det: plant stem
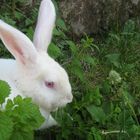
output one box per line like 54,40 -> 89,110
101,130 -> 129,136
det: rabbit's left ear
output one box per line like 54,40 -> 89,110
33,0 -> 56,52
0,20 -> 38,65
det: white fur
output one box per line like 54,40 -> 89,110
0,0 -> 73,129
33,0 -> 56,51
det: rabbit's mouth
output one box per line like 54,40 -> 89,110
49,95 -> 73,112
50,102 -> 65,112
58,100 -> 72,108
51,107 -> 58,112
49,103 -> 59,112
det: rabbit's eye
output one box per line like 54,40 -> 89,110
45,81 -> 54,88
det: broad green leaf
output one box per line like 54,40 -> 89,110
123,90 -> 134,105
86,105 -> 106,123
0,80 -> 10,104
14,11 -> 23,20
105,53 -> 120,68
71,66 -> 84,81
66,40 -> 78,54
56,18 -> 68,31
84,56 -> 97,66
102,101 -> 114,115
53,28 -> 62,36
48,43 -> 62,59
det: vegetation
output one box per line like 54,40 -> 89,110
0,1 -> 140,140
0,80 -> 44,140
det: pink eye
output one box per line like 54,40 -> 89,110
45,81 -> 54,88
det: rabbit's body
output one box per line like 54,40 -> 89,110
0,59 -> 21,106
0,0 -> 73,129
0,59 -> 19,100
0,59 -> 17,82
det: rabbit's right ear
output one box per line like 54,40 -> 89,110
33,0 -> 56,52
0,20 -> 38,65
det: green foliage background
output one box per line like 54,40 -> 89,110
0,0 -> 140,140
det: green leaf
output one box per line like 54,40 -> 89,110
5,99 -> 13,108
0,113 -> 13,140
14,11 -> 23,20
109,33 -> 120,43
84,87 -> 102,106
13,95 -> 23,104
56,18 -> 68,31
66,40 -> 78,54
89,127 -> 102,140
0,80 -> 10,104
87,133 -> 94,140
105,53 -> 120,68
48,43 -> 62,59
25,27 -> 34,40
10,130 -> 33,140
11,96 -> 45,130
101,80 -> 111,95
70,58 -> 86,81
71,65 -> 84,81
86,105 -> 106,123
72,68 -> 84,81
84,56 -> 97,66
71,59 -> 82,68
25,18 -> 33,26
3,96 -> 44,140
53,28 -> 62,36
123,20 -> 135,33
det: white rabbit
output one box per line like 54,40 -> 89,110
0,0 -> 73,129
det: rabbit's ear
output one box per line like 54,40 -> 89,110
33,0 -> 56,52
0,20 -> 38,65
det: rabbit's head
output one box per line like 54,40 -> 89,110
0,0 -> 73,112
